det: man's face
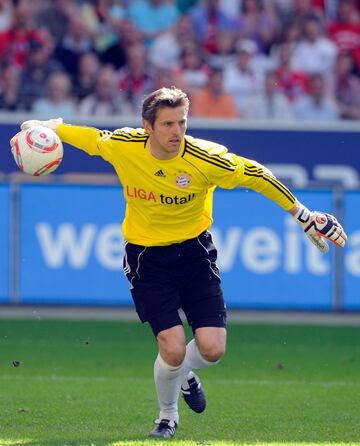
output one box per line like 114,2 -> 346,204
144,106 -> 188,160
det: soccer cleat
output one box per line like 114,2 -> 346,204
149,419 -> 178,439
181,375 -> 206,413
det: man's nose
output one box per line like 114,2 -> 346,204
173,124 -> 181,135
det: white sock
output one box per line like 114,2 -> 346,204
154,353 -> 183,423
182,338 -> 219,389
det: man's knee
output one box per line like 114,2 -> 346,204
198,341 -> 226,362
195,327 -> 227,362
157,327 -> 186,366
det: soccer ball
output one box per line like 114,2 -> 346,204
12,126 -> 63,176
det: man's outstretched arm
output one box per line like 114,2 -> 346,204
222,155 -> 347,253
215,154 -> 347,253
17,118 -> 114,161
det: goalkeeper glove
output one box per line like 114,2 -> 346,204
20,118 -> 63,133
10,118 -> 63,153
293,205 -> 347,253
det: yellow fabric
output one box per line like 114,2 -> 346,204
58,124 -> 297,246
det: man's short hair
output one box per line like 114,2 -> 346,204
142,87 -> 189,126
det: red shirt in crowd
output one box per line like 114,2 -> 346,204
0,28 -> 45,68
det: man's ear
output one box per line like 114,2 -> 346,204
143,119 -> 152,134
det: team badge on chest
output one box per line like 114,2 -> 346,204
175,173 -> 191,188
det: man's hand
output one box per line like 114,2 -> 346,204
293,205 -> 347,253
10,118 -> 63,155
20,118 -> 63,133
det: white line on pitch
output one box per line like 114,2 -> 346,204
0,375 -> 359,387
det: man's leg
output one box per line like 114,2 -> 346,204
155,324 -> 187,422
177,230 -> 227,412
181,327 -> 226,412
123,242 -> 186,437
150,325 -> 186,438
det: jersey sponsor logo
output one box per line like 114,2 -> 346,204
125,185 -> 195,205
126,185 -> 156,202
160,193 -> 195,204
175,174 -> 191,188
154,169 -> 166,177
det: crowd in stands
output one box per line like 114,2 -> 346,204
0,0 -> 359,121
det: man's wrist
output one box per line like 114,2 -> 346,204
289,201 -> 304,216
46,118 -> 63,133
292,203 -> 312,228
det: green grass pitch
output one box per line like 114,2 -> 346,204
0,319 -> 359,446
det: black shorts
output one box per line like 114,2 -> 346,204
123,230 -> 227,336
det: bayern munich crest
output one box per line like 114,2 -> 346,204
175,174 -> 191,188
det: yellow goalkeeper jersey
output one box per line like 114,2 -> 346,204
58,124 -> 296,246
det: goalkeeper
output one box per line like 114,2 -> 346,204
12,87 -> 347,439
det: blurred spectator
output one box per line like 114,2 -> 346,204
32,72 -> 76,117
276,21 -> 303,52
17,37 -> 63,111
189,0 -> 236,53
36,0 -> 77,43
269,21 -> 302,71
0,0 -> 46,68
152,67 -> 185,90
99,18 -> 146,71
223,39 -> 263,114
128,0 -> 180,44
0,64 -> 20,111
175,46 -> 208,97
207,30 -> 236,69
273,43 -> 309,101
78,0 -> 131,56
149,14 -> 196,70
98,18 -> 138,70
244,70 -> 294,119
55,15 -> 95,78
291,14 -> 338,75
191,67 -> 239,117
327,0 -> 360,72
284,0 -> 324,29
0,0 -> 13,32
234,0 -> 279,53
331,52 -> 360,119
83,0 -> 127,51
117,42 -> 154,113
118,18 -> 146,47
294,73 -> 339,120
72,52 -> 100,101
78,66 -> 128,116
